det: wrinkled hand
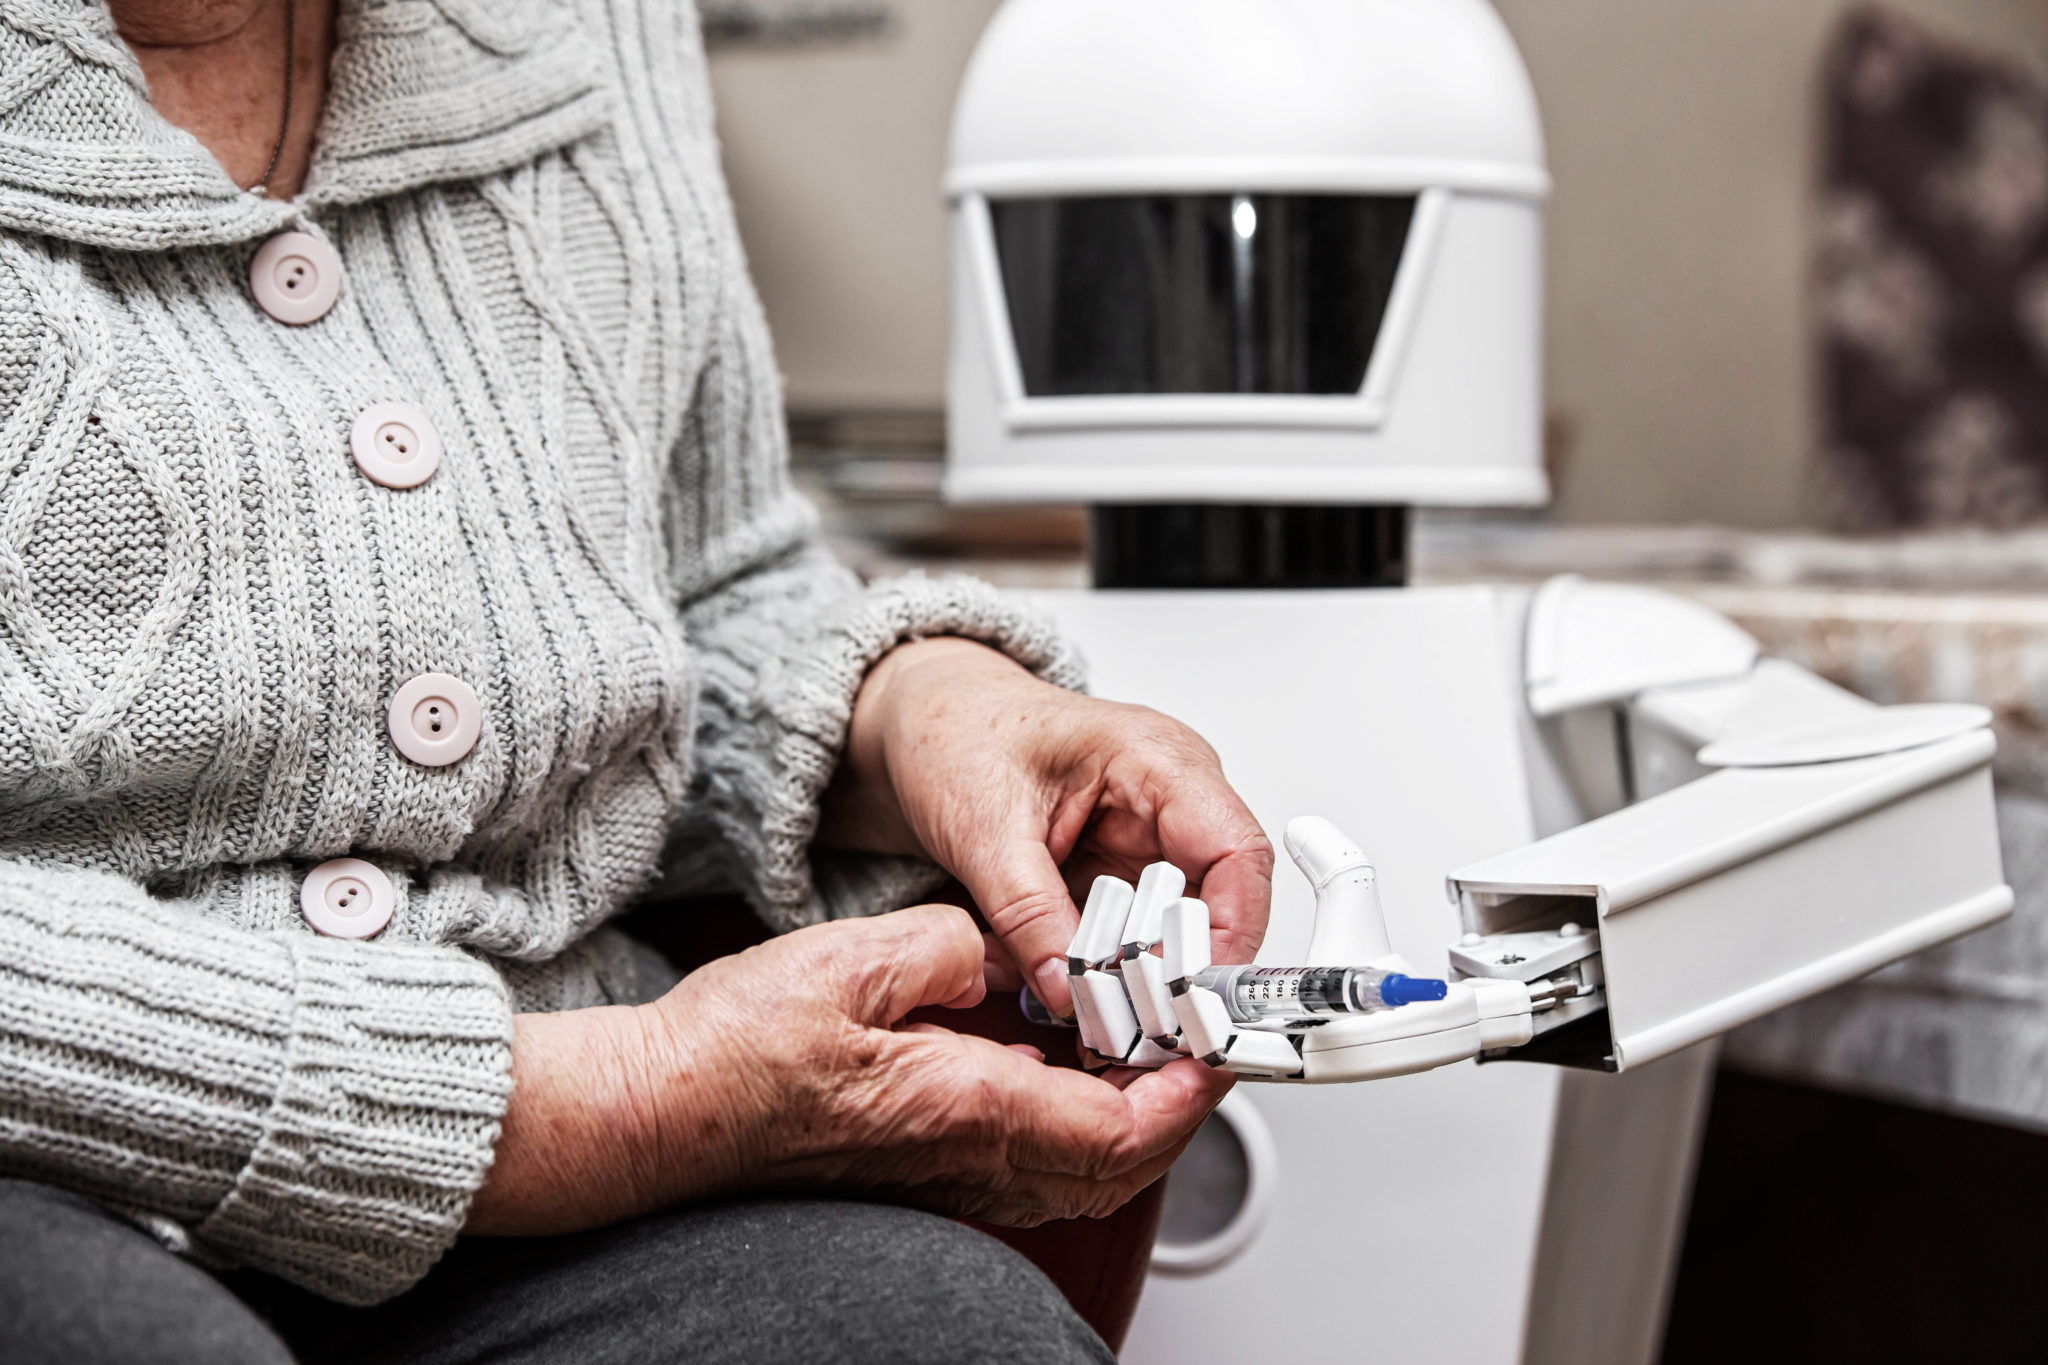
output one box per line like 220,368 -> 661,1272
822,638 -> 1274,1016
467,905 -> 1233,1234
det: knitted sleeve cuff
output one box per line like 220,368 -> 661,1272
192,936 -> 513,1304
680,550 -> 1086,931
0,859 -> 512,1306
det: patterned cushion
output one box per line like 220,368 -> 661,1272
1817,9 -> 2048,529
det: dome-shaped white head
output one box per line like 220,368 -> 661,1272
944,0 -> 1550,510
949,0 -> 1544,199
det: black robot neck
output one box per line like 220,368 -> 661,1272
1088,504 -> 1409,590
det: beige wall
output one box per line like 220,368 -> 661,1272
708,0 -> 1001,413
709,1 -> 2048,526
1492,0 -> 2048,526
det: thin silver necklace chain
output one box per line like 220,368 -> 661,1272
250,0 -> 297,197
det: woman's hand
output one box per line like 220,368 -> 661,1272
466,905 -> 1232,1235
822,638 -> 1274,1016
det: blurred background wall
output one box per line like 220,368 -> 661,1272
704,0 -> 2048,529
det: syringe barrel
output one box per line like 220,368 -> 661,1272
1194,965 -> 1434,1022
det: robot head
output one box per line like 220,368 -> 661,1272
943,0 -> 1549,510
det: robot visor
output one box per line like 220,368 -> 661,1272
989,192 -> 1416,399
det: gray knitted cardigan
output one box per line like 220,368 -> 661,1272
0,0 -> 1080,1306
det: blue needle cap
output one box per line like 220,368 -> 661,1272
1380,973 -> 1450,1007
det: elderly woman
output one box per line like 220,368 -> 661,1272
0,1 -> 1275,1361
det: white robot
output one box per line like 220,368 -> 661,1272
943,3 -> 2011,1362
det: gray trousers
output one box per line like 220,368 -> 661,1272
0,1179 -> 1114,1365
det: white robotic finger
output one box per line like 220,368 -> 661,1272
1285,816 -> 1393,965
1159,896 -> 1212,984
1069,875 -> 1135,973
1126,951 -> 1180,1046
1126,1038 -> 1182,1068
1073,969 -> 1142,1061
1220,1030 -> 1303,1078
1121,861 -> 1187,959
1172,984 -> 1233,1064
1069,971 -> 1114,1056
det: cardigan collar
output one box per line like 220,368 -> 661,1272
0,0 -> 613,252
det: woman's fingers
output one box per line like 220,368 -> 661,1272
1150,768 -> 1274,968
936,1034 -> 1229,1182
891,1041 -> 1232,1224
804,904 -> 989,1025
893,1024 -> 1043,1065
892,1028 -> 1217,1192
955,833 -> 1083,1017
981,931 -> 1026,992
1001,1063 -> 1229,1217
1054,710 -> 1275,969
1189,838 -> 1274,969
966,1137 -> 1202,1225
1115,1056 -> 1236,1144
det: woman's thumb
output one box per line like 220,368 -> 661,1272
827,903 -> 988,1026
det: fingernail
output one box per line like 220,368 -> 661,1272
1032,961 -> 1073,1019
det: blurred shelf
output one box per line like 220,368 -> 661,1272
1414,514 -> 2048,593
700,0 -> 892,48
790,408 -> 1086,586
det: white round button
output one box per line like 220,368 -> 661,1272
300,858 -> 396,939
388,672 -> 483,767
350,403 -> 443,489
249,231 -> 342,325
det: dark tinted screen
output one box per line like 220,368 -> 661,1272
990,194 -> 1415,397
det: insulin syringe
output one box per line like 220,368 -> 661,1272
1195,964 -> 1448,1022
1021,964 -> 1449,1028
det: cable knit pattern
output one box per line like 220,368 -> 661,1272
0,0 -> 1080,1305
677,547 -> 1085,930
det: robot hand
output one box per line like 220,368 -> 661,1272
1026,818 -> 1540,1082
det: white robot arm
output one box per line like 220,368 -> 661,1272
1032,581 -> 2012,1083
